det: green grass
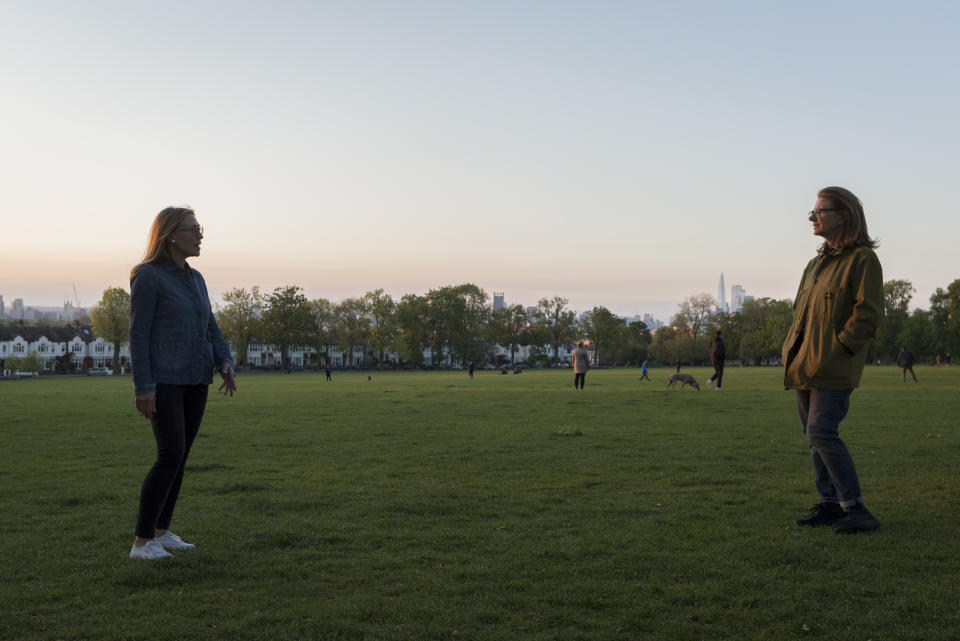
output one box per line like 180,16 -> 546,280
1,366 -> 958,640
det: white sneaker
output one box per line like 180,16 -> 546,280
130,540 -> 174,560
155,531 -> 196,551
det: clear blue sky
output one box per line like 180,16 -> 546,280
2,1 -> 957,321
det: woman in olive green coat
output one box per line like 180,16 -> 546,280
782,186 -> 882,534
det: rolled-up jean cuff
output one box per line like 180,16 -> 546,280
839,497 -> 864,509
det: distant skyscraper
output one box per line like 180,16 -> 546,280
0,294 -> 4,318
717,273 -> 727,313
12,298 -> 24,319
493,292 -> 505,311
731,284 -> 747,312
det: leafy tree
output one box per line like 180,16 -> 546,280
396,294 -> 429,366
488,304 -> 530,365
336,297 -> 371,368
364,289 -> 400,369
54,353 -> 74,375
261,286 -> 314,369
737,298 -> 793,365
898,308 -> 935,361
649,325 -> 680,366
308,298 -> 339,366
669,293 -> 717,365
673,293 -> 716,340
20,352 -> 42,373
5,355 -> 22,371
713,311 -> 740,362
928,279 -> 960,359
423,284 -> 488,365
621,319 -> 652,365
873,279 -> 914,362
534,296 -> 577,364
581,306 -> 625,365
216,286 -> 262,369
90,287 -> 130,375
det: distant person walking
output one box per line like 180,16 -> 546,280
897,347 -> 918,382
325,364 -> 332,381
640,360 -> 650,381
707,330 -> 726,390
468,360 -> 475,379
129,206 -> 237,560
572,341 -> 590,390
782,186 -> 882,534
945,353 -> 951,367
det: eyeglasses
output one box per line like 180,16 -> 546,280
174,225 -> 204,236
808,208 -> 839,220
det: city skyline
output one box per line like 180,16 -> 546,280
2,2 -> 958,320
1,273 -> 766,328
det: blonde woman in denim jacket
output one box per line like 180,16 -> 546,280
782,187 -> 882,534
128,207 -> 237,559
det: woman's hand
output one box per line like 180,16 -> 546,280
218,364 -> 238,397
135,393 -> 156,420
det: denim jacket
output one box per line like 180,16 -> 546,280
129,261 -> 234,396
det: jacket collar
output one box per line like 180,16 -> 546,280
158,260 -> 193,275
817,243 -> 848,258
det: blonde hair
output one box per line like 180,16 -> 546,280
130,206 -> 195,277
817,186 -> 878,252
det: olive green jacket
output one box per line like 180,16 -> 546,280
781,245 -> 882,390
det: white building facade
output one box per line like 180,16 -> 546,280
0,325 -> 128,373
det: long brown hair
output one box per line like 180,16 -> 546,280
817,186 -> 878,252
130,206 -> 195,277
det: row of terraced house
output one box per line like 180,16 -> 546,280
0,324 -> 579,373
0,324 -> 127,373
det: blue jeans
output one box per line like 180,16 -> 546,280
795,389 -> 863,508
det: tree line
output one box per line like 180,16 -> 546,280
6,276 -> 957,373
211,277 -> 960,369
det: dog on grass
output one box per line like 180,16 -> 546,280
666,372 -> 701,391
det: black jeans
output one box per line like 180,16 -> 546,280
135,383 -> 208,539
708,362 -> 724,388
574,373 -> 586,389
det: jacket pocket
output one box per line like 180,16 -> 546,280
817,332 -> 852,382
152,341 -> 188,378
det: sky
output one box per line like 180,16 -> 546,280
2,1 -> 958,322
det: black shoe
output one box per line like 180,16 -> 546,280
796,502 -> 845,527
833,505 -> 880,534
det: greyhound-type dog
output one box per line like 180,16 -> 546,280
666,372 -> 701,391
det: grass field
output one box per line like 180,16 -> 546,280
2,366 -> 958,641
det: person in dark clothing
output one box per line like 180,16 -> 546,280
707,330 -> 726,390
128,206 -> 237,560
468,361 -> 475,379
782,186 -> 882,534
897,347 -> 918,382
325,364 -> 332,381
